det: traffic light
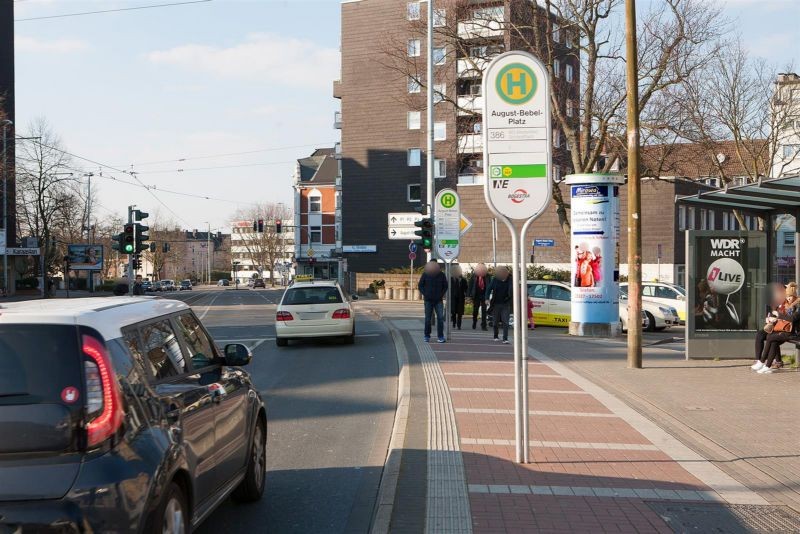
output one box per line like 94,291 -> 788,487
252,220 -> 258,232
132,254 -> 142,271
414,217 -> 434,252
135,223 -> 149,253
276,219 -> 282,234
111,233 -> 124,252
257,219 -> 264,233
122,224 -> 135,254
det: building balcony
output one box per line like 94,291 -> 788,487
334,111 -> 342,129
457,94 -> 484,116
334,142 -> 342,160
333,80 -> 342,99
457,19 -> 503,39
457,57 -> 488,78
458,173 -> 485,185
458,133 -> 483,154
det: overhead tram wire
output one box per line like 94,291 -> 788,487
15,0 -> 212,22
121,142 -> 335,167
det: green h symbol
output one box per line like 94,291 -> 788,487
506,71 -> 528,97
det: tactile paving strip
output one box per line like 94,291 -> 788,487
647,502 -> 800,533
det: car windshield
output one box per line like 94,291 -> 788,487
283,286 -> 343,305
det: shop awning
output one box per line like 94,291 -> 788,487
676,175 -> 800,214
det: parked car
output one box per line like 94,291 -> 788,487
621,282 -> 686,323
0,297 -> 266,532
252,279 -> 265,289
275,280 -> 357,346
180,279 -> 193,291
526,280 -> 678,332
152,281 -> 163,292
161,280 -> 176,292
217,279 -> 230,287
141,280 -> 153,292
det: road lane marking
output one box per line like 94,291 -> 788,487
198,291 -> 222,319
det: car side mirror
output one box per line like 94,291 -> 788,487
224,343 -> 252,366
351,294 -> 359,301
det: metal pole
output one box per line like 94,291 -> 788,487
492,218 -> 498,269
509,224 -> 523,463
2,121 -> 11,296
87,174 -> 93,293
520,218 -> 535,464
127,206 -> 134,296
426,0 -> 435,262
625,0 -> 643,368
445,260 -> 451,341
207,222 -> 211,285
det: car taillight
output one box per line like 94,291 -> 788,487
276,311 -> 294,321
82,335 -> 124,448
332,309 -> 351,319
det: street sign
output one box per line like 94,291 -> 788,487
409,242 -> 417,253
388,227 -> 417,240
533,239 -> 555,247
5,247 -> 40,256
0,229 -> 5,255
483,52 -> 552,221
459,214 -> 473,236
435,189 -> 460,261
388,212 -> 424,240
307,248 -> 314,257
409,252 -> 417,261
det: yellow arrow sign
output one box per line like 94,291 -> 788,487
460,214 -> 473,235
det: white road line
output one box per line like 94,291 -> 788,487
198,291 -> 223,320
461,438 -> 659,451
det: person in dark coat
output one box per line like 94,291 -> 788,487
450,265 -> 468,330
469,263 -> 491,330
488,266 -> 513,343
418,260 -> 448,343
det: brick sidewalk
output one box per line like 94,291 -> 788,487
430,330 -> 765,533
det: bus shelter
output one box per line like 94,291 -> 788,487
677,175 -> 800,359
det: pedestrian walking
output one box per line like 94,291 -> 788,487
488,266 -> 512,343
450,265 -> 468,330
418,260 -> 448,343
132,274 -> 145,296
469,263 -> 491,330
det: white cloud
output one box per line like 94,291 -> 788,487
146,33 -> 339,89
15,36 -> 89,54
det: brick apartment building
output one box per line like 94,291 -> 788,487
293,148 -> 344,281
336,0 -> 578,272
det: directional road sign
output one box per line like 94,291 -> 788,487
460,214 -> 473,236
533,239 -> 555,247
409,242 -> 417,253
388,212 -> 424,240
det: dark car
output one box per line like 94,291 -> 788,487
153,281 -> 163,292
252,279 -> 265,289
141,280 -> 153,292
0,298 -> 267,533
180,280 -> 193,291
217,279 -> 229,287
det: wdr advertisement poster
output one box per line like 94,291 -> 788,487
693,236 -> 750,332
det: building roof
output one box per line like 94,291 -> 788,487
637,140 -> 769,181
297,148 -> 338,185
677,174 -> 800,214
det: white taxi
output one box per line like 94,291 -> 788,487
621,282 -> 687,323
275,280 -> 356,346
527,280 -> 679,331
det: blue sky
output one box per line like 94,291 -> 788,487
12,0 -> 799,230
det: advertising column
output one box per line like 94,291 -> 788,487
566,174 -> 624,337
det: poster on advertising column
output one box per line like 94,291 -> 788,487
693,235 -> 751,332
568,176 -> 623,325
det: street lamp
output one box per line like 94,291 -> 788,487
2,119 -> 12,296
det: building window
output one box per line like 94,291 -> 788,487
566,99 -> 573,117
553,129 -> 561,148
408,76 -> 421,93
310,226 -> 322,244
566,64 -> 574,83
408,39 -> 421,57
553,59 -> 560,78
473,122 -> 482,134
309,195 -> 321,213
473,6 -> 503,22
408,184 -> 421,202
408,148 -> 421,166
434,83 -> 445,103
565,30 -> 573,48
708,210 -> 715,230
783,144 -> 800,159
678,205 -> 686,231
552,23 -> 560,43
433,8 -> 446,27
434,122 -> 446,140
408,111 -> 421,130
688,206 -> 696,230
785,232 -> 796,247
407,2 -> 420,20
553,165 -> 561,182
434,159 -> 446,178
470,45 -> 487,57
433,46 -> 446,65
700,209 -> 708,230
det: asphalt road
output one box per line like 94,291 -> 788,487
164,287 -> 398,533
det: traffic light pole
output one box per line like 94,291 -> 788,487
127,206 -> 134,296
425,0 -> 434,262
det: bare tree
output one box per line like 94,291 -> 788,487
232,203 -> 291,287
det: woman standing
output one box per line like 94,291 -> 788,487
450,265 -> 468,330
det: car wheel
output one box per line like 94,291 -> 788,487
645,311 -> 656,332
619,318 -> 626,333
276,337 -> 288,347
153,482 -> 188,534
232,418 -> 266,503
344,326 -> 355,345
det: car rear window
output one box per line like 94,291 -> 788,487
283,286 -> 343,305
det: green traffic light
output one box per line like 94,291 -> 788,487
124,244 -> 134,253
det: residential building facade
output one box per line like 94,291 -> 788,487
336,0 -> 578,272
230,220 -> 295,285
773,72 -> 800,177
293,148 -> 344,282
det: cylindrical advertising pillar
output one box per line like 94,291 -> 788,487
566,174 -> 625,337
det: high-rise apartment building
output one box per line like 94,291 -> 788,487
336,0 -> 578,272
